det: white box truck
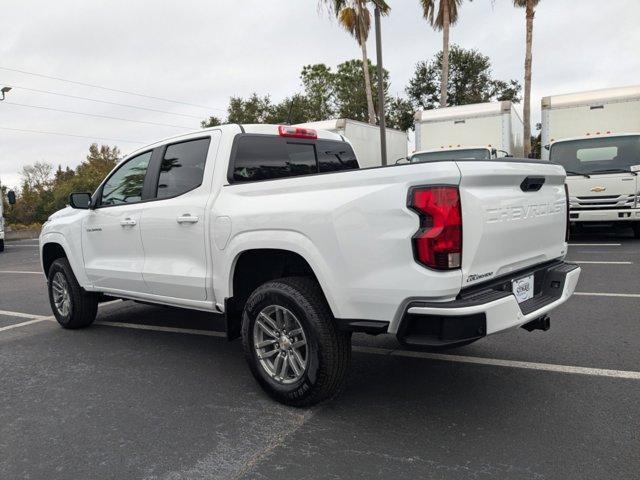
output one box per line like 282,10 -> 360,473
414,101 -> 524,160
294,119 -> 407,168
541,85 -> 640,238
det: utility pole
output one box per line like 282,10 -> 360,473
374,5 -> 387,166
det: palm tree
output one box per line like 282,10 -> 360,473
419,0 -> 467,108
324,0 -> 390,124
513,0 -> 540,157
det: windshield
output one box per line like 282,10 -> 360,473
549,135 -> 640,174
411,148 -> 491,162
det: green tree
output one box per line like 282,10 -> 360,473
418,0 -> 470,107
11,162 -> 54,224
226,94 -> 273,124
386,97 -> 415,132
300,64 -> 336,121
513,0 -> 540,156
334,59 -> 390,122
266,94 -> 314,125
406,45 -> 521,109
201,116 -> 222,128
323,0 -> 390,124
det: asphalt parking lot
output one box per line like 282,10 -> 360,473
1,229 -> 639,480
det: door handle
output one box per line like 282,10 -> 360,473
177,214 -> 199,224
120,218 -> 137,227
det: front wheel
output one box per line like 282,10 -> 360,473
241,277 -> 351,407
47,258 -> 98,329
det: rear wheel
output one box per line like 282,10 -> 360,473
632,223 -> 640,239
47,258 -> 98,329
0,239 -> 4,252
241,277 -> 351,407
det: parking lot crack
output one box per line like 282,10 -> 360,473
227,408 -> 317,480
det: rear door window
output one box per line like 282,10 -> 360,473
156,138 -> 211,199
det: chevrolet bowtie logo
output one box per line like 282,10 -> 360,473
590,186 -> 606,192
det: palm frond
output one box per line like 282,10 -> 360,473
513,0 -> 541,7
370,0 -> 391,15
419,0 -> 468,29
338,5 -> 371,44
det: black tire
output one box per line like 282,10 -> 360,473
632,223 -> 640,239
47,258 -> 98,329
241,277 -> 351,407
0,239 -> 4,252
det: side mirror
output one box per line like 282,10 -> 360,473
7,190 -> 16,205
69,192 -> 92,209
395,157 -> 409,165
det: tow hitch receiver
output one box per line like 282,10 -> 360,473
521,315 -> 551,332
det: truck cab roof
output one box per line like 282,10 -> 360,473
121,124 -> 346,161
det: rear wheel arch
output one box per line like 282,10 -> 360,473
226,249 -> 334,339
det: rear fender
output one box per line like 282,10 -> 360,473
216,230 -> 340,317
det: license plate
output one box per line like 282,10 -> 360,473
512,274 -> 534,303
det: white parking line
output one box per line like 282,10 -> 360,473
568,243 -> 621,247
0,301 -> 123,333
78,321 -> 640,381
575,292 -> 640,298
0,309 -> 47,320
352,347 -> 640,380
0,270 -> 43,274
4,244 -> 39,248
572,261 -> 632,265
3,304 -> 639,380
0,316 -> 52,332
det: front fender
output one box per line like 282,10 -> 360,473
40,231 -> 90,287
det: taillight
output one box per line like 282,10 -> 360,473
408,186 -> 462,270
564,183 -> 570,241
278,125 -> 317,139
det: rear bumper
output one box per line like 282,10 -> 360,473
570,208 -> 640,222
396,261 -> 581,349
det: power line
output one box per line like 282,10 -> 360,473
0,126 -> 145,144
0,66 -> 225,112
8,85 -> 206,119
3,101 -> 194,129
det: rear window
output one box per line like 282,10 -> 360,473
231,135 -> 358,182
317,140 -> 359,172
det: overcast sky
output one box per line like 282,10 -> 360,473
1,0 -> 638,188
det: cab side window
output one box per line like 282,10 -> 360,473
100,151 -> 152,206
156,138 -> 211,199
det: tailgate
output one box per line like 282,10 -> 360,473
457,161 -> 567,286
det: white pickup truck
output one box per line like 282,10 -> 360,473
40,124 -> 580,406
